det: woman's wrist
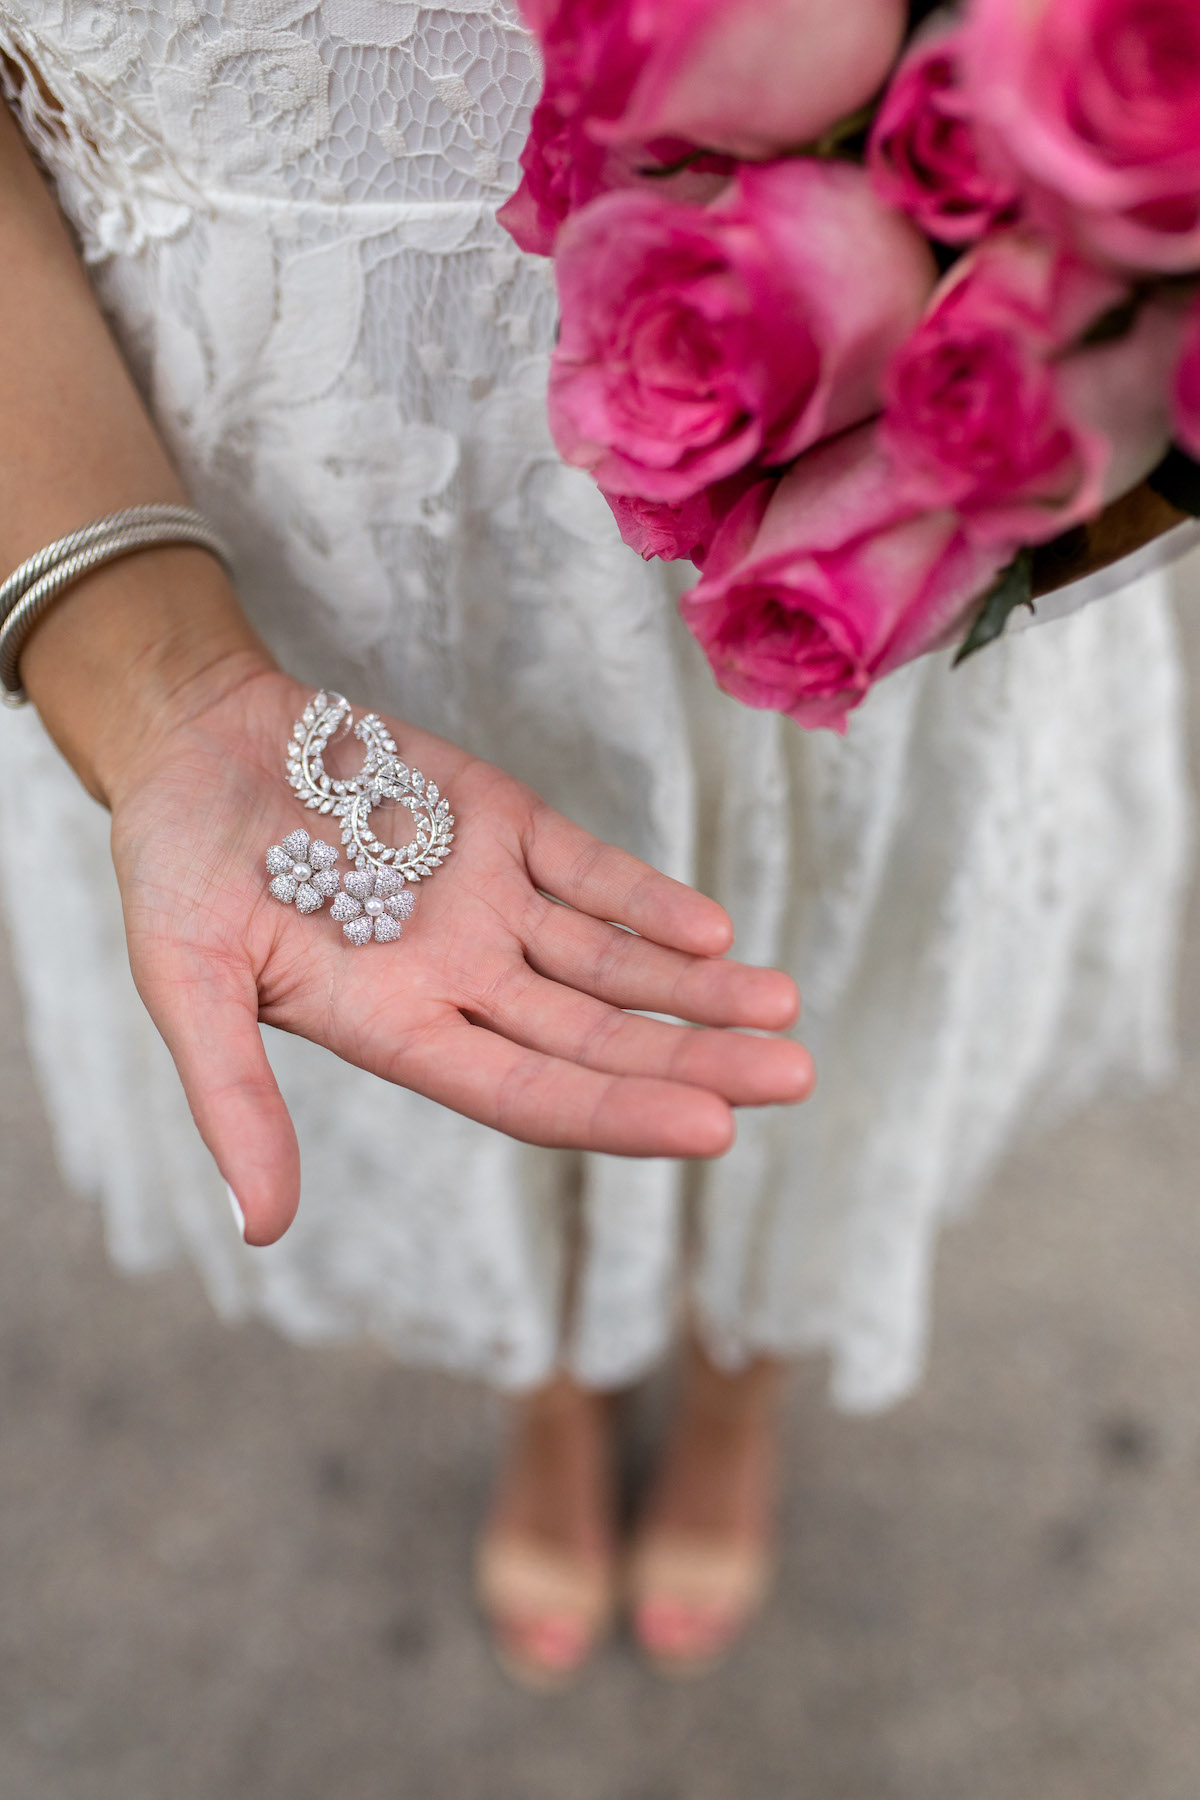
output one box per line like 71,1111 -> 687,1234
18,540 -> 279,809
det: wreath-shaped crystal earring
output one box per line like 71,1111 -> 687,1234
264,692 -> 455,946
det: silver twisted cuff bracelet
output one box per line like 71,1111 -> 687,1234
0,504 -> 233,707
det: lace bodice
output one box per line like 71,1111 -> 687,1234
1,1 -> 539,243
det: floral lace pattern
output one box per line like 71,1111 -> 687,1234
0,0 -> 1192,1410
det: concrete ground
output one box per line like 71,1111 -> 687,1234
4,603 -> 1200,1800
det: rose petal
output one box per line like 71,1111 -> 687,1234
268,874 -> 299,905
343,916 -> 373,947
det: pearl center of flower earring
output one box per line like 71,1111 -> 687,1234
364,897 -> 384,918
292,861 -> 312,882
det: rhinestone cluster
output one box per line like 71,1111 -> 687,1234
330,869 -> 416,946
265,829 -> 340,915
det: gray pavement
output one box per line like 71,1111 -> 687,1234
4,606 -> 1200,1800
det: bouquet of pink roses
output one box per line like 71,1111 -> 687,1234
500,0 -> 1200,731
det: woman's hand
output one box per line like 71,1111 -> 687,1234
106,663 -> 813,1246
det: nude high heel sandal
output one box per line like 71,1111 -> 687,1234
475,1533 -> 616,1691
624,1532 -> 773,1677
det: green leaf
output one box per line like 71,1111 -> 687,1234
953,550 -> 1035,667
1147,446 -> 1200,517
786,99 -> 882,164
811,100 -> 880,160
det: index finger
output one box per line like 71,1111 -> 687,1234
523,802 -> 735,957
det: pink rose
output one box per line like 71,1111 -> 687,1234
498,95 -> 626,257
962,0 -> 1200,271
590,0 -> 907,161
602,470 -> 765,565
1173,297 -> 1200,460
548,160 -> 936,504
680,427 -> 1011,733
497,96 -> 731,257
868,25 -> 1021,245
882,234 -> 1185,545
519,0 -> 907,163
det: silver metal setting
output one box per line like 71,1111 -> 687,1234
285,691 -> 455,884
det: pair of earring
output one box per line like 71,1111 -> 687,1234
265,826 -> 415,946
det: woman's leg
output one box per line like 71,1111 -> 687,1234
627,1335 -> 783,1671
476,1373 -> 619,1684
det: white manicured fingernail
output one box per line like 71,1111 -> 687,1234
225,1183 -> 246,1240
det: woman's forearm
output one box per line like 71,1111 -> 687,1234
0,102 -> 272,805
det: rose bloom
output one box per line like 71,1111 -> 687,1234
883,234 -> 1184,545
868,24 -> 1021,244
548,160 -> 936,504
497,96 -> 731,257
601,469 -> 763,565
517,0 -> 907,162
962,0 -> 1200,271
1173,296 -> 1200,460
680,427 -> 1011,733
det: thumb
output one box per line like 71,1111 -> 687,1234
134,947 -> 300,1246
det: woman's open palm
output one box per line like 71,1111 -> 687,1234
109,667 -> 813,1245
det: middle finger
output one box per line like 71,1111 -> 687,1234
470,961 -> 814,1105
525,897 -> 801,1029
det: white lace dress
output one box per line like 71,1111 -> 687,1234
0,0 -> 1192,1412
